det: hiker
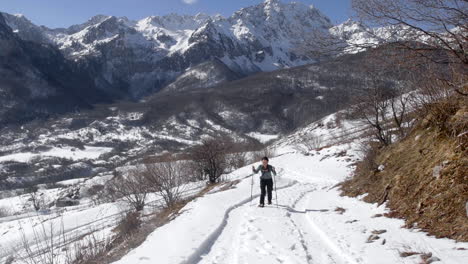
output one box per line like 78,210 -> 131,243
252,157 -> 277,207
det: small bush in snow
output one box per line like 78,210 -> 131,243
115,211 -> 141,239
302,134 -> 324,152
251,147 -> 277,163
143,160 -> 188,208
0,206 -> 11,217
25,186 -> 43,211
108,170 -> 149,212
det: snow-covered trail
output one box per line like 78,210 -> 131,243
197,183 -> 351,264
197,153 -> 360,264
114,148 -> 468,264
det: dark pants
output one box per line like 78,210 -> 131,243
260,178 -> 273,205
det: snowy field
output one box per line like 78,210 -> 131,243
1,112 -> 467,264
0,146 -> 113,163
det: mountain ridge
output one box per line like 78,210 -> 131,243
0,0 -> 409,127
1,0 -> 334,99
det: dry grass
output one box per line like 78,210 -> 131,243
341,99 -> 468,241
334,207 -> 346,214
399,251 -> 420,258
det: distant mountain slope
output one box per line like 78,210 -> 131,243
2,0 -> 333,99
162,59 -> 243,92
0,0 -> 419,127
0,13 -> 112,126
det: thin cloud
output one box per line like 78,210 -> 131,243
182,0 -> 199,4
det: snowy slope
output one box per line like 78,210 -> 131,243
108,113 -> 468,264
1,111 -> 467,264
109,151 -> 468,264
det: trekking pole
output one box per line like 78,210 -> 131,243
273,174 -> 278,208
250,173 -> 254,206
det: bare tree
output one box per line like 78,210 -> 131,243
352,0 -> 468,64
143,160 -> 188,208
388,73 -> 414,138
352,0 -> 468,96
189,137 -> 232,184
352,68 -> 394,146
108,169 -> 148,212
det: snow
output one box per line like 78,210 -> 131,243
1,108 -> 467,264
247,132 -> 279,143
56,178 -> 88,186
0,146 -> 113,163
111,142 -> 468,264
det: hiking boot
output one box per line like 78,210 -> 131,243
268,201 -> 272,205
258,204 -> 265,208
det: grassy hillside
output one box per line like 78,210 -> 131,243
341,97 -> 468,241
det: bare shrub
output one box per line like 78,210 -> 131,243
412,70 -> 466,133
251,147 -> 277,163
302,134 -> 324,151
18,215 -> 113,264
85,184 -> 104,197
0,205 -> 11,218
227,151 -> 248,170
19,219 -> 61,264
189,137 -> 232,184
388,83 -> 413,138
25,186 -> 42,211
85,184 -> 106,206
143,161 -> 188,208
351,65 -> 395,146
352,0 -> 468,67
107,169 -> 149,212
114,211 -> 141,239
68,233 -> 113,264
358,141 -> 380,172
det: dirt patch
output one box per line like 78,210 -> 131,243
341,101 -> 468,241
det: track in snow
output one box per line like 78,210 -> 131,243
182,180 -> 298,264
193,181 -> 362,264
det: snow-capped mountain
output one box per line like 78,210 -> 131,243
0,0 -> 418,127
0,13 -> 110,126
2,0 -> 333,99
329,19 -> 417,54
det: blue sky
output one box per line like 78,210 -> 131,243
0,0 -> 352,28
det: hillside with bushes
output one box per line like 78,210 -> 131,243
341,96 -> 467,241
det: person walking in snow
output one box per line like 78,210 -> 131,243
252,157 -> 277,207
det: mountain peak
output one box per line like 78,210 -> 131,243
264,0 -> 281,4
88,14 -> 111,24
264,0 -> 281,5
0,13 -> 11,34
263,0 -> 282,14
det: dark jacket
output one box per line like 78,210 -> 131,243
253,164 -> 277,180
